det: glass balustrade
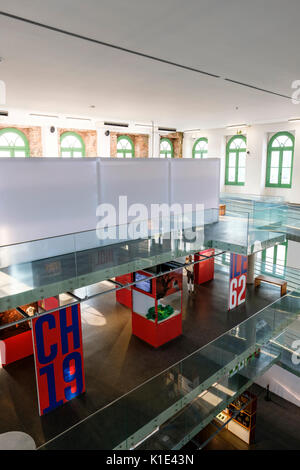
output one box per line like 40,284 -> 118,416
38,289 -> 300,450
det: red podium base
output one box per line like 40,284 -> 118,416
132,312 -> 182,348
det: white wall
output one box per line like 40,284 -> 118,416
0,108 -> 156,158
183,121 -> 300,204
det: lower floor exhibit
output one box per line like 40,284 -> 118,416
0,265 -> 290,449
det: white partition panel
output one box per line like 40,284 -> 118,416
0,158 -> 221,266
169,158 -> 220,223
98,158 -> 169,223
0,158 -> 99,246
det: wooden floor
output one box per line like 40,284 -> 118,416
0,268 -> 285,448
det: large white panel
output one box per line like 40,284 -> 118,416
98,158 -> 169,223
0,158 -> 221,265
170,159 -> 220,217
0,158 -> 99,246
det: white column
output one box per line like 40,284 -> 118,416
153,128 -> 160,158
247,253 -> 256,284
96,126 -> 110,157
41,125 -> 59,157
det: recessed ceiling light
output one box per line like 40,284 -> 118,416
89,105 -> 96,109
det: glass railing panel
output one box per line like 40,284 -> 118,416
136,346 -> 279,450
39,288 -> 299,451
0,207 -> 265,311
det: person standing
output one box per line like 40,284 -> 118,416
185,255 -> 194,294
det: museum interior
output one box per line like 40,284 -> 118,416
0,0 -> 299,452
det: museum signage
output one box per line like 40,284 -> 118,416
32,304 -> 85,416
228,254 -> 248,310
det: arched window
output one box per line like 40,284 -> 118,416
117,136 -> 135,158
266,132 -> 294,188
192,137 -> 208,158
160,138 -> 174,158
0,128 -> 30,157
225,135 -> 247,185
60,132 -> 85,158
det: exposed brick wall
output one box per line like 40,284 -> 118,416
58,128 -> 97,157
162,132 -> 183,159
110,132 -> 149,158
0,125 -> 43,157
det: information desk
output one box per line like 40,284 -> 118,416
132,265 -> 183,348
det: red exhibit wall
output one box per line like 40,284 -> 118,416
132,312 -> 182,349
116,273 -> 133,308
194,249 -> 215,285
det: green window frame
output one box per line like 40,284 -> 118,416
192,137 -> 208,158
160,138 -> 174,158
0,128 -> 30,157
117,135 -> 135,158
60,131 -> 86,158
266,132 -> 294,188
225,135 -> 247,186
258,241 -> 288,277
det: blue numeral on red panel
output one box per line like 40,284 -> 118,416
39,363 -> 64,414
63,352 -> 84,401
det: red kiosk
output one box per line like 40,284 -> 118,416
132,265 -> 183,348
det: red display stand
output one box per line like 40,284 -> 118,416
0,331 -> 33,366
0,297 -> 59,366
194,249 -> 215,285
38,296 -> 59,311
0,302 -> 39,366
132,267 -> 183,348
116,273 -> 133,309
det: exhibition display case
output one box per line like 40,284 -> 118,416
216,391 -> 257,445
132,264 -> 183,348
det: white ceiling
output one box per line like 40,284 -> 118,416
0,0 -> 300,129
